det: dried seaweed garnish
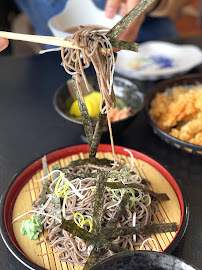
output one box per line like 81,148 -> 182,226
61,184 -> 177,270
89,104 -> 107,159
61,219 -> 91,241
83,248 -> 100,270
109,39 -> 139,52
72,77 -> 110,159
59,169 -> 168,201
92,171 -> 108,233
106,182 -> 169,201
49,164 -> 62,223
63,157 -> 113,169
106,0 -> 155,40
60,219 -> 124,253
104,222 -> 178,239
72,76 -> 93,147
105,193 -> 129,229
38,156 -> 49,207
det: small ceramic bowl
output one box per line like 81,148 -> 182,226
48,0 -> 121,38
90,250 -> 198,270
53,76 -> 145,140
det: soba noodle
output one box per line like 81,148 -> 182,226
33,160 -> 159,265
61,25 -> 116,113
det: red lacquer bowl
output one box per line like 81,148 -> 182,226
0,145 -> 189,270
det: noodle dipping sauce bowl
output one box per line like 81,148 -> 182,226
48,0 -> 121,37
53,76 -> 145,141
90,250 -> 198,270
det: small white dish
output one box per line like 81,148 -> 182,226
115,41 -> 202,81
48,0 -> 121,37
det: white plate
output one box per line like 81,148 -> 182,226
115,41 -> 202,81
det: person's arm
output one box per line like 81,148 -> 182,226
147,0 -> 192,18
0,37 -> 9,52
104,0 -> 192,42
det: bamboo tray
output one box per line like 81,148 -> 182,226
0,144 -> 189,270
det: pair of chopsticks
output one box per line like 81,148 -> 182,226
0,31 -> 112,55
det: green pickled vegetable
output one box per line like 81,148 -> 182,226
20,215 -> 43,240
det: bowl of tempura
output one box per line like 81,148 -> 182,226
145,73 -> 202,155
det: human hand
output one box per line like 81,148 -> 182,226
105,0 -> 140,18
105,0 -> 147,44
0,37 -> 9,52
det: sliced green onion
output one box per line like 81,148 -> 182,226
74,212 -> 93,232
54,173 -> 69,197
142,194 -> 151,207
62,190 -> 70,218
127,188 -> 136,209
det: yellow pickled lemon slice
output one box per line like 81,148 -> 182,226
69,92 -> 101,119
85,99 -> 98,118
69,100 -> 80,116
89,91 -> 101,103
85,92 -> 101,117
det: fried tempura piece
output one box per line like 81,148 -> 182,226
189,132 -> 202,145
156,89 -> 200,130
150,85 -> 202,145
150,92 -> 171,118
195,89 -> 202,111
170,112 -> 202,144
171,86 -> 187,99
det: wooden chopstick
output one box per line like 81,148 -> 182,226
0,31 -> 81,49
0,31 -> 112,55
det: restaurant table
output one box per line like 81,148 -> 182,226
0,36 -> 202,270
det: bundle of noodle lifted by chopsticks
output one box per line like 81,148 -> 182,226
61,26 -> 116,114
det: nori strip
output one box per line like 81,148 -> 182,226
141,177 -> 151,186
106,0 -> 155,39
89,103 -> 107,159
61,218 -> 177,243
59,169 -> 168,200
109,39 -> 139,52
103,222 -> 178,239
106,181 -> 169,201
105,193 -> 129,229
64,157 -> 113,169
61,219 -> 91,241
38,156 -> 49,207
49,164 -> 62,223
83,247 -> 100,270
82,246 -> 122,270
61,217 -> 177,270
60,170 -> 151,184
61,174 -> 177,270
72,76 -> 93,148
61,219 -> 124,253
92,171 -> 108,233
